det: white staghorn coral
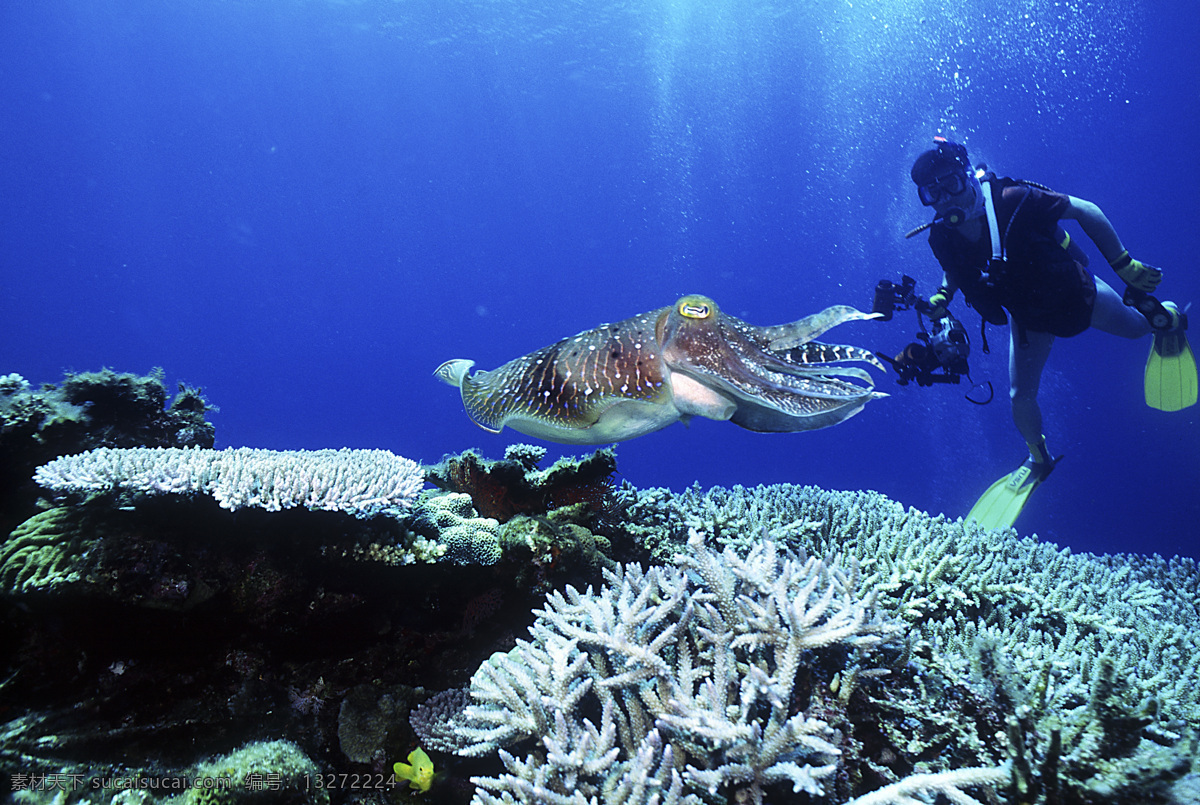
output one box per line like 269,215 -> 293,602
843,763 -> 1012,805
616,482 -> 1200,802
34,446 -> 424,518
454,535 -> 902,805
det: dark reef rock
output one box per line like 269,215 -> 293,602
0,441 -> 633,804
425,444 -> 618,524
0,368 -> 215,536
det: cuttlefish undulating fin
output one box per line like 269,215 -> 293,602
437,294 -> 885,445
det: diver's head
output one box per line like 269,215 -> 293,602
911,136 -> 970,189
911,136 -> 980,227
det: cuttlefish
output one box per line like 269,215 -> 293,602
436,294 -> 886,445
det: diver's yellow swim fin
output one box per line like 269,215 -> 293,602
1145,327 -> 1197,412
966,457 -> 1059,531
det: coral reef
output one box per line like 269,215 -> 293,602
4,441 -> 1198,805
438,538 -> 916,804
600,482 -> 1200,803
35,446 -> 425,518
0,368 -> 214,534
426,445 -> 618,523
0,447 -> 629,805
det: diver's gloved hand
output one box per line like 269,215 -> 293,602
1109,251 -> 1163,293
921,288 -> 953,320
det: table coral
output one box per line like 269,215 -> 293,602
35,446 -> 425,518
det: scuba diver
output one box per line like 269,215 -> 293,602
908,136 -> 1196,531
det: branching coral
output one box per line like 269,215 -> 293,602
611,481 -> 1200,803
441,537 -> 905,805
843,764 -> 1012,805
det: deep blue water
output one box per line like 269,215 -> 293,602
2,0 -> 1197,559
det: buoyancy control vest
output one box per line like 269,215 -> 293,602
927,175 -> 1096,339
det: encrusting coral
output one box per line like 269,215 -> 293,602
401,445 -> 622,574
0,369 -> 213,454
426,444 -> 618,523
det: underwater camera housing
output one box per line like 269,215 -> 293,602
885,316 -> 970,386
871,275 -> 918,322
871,275 -> 992,403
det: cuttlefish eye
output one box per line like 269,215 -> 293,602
678,299 -> 713,319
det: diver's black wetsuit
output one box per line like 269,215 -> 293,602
927,177 -> 1095,338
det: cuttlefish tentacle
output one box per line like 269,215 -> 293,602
734,341 -> 883,385
774,342 -> 885,369
712,309 -> 884,381
761,305 -> 883,351
657,296 -> 884,433
683,307 -> 882,390
754,345 -> 881,387
438,294 -> 885,445
685,360 -> 874,408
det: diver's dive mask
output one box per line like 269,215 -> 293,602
938,172 -> 986,228
918,170 -> 969,206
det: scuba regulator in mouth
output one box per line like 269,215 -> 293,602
870,274 -> 993,404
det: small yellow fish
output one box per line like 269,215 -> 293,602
394,746 -> 434,793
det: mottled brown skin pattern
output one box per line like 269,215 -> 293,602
661,300 -> 880,379
463,309 -> 671,431
438,294 -> 884,443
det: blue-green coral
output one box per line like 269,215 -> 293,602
0,508 -> 100,596
611,482 -> 1200,803
411,492 -> 502,565
424,482 -> 1198,804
